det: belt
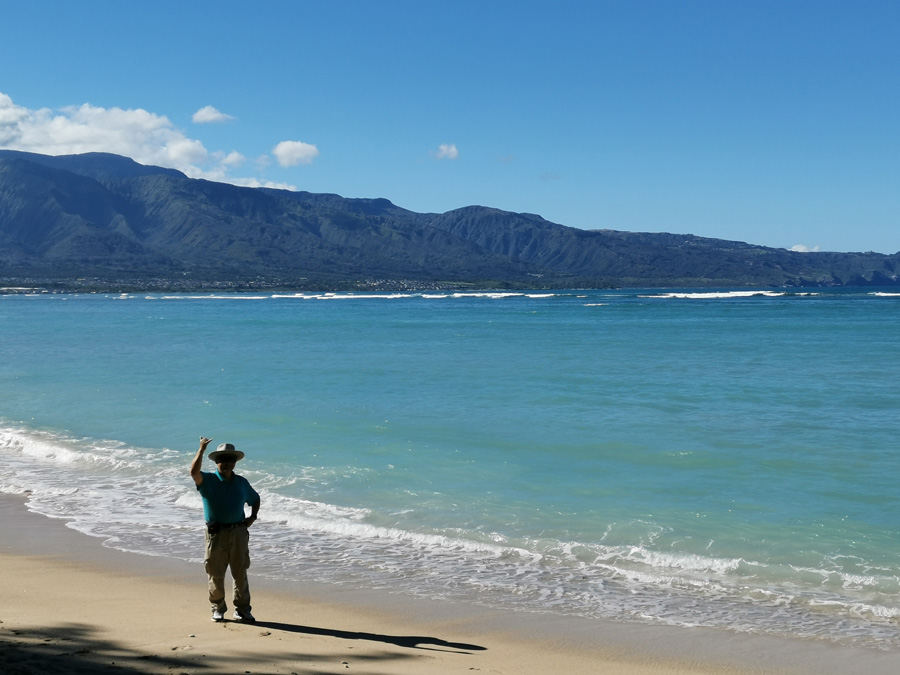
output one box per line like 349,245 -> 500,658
206,521 -> 245,534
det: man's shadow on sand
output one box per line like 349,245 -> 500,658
252,620 -> 486,654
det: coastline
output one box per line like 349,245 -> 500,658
3,495 -> 899,674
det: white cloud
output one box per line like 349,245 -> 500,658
790,244 -> 820,252
433,143 -> 459,160
0,91 -> 300,190
0,92 -> 30,131
192,105 -> 234,124
272,140 -> 319,167
0,94 -> 210,174
215,150 -> 246,167
1,92 -> 207,172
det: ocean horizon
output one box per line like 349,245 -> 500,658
2,288 -> 899,650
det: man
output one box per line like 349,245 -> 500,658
190,437 -> 261,623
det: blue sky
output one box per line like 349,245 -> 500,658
1,1 -> 897,253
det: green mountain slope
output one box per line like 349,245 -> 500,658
1,150 -> 897,289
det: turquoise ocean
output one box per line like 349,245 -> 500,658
2,288 -> 900,649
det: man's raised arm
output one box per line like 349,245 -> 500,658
191,436 -> 212,486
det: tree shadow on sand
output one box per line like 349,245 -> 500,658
0,622 -> 197,675
253,619 -> 487,654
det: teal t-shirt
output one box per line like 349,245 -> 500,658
197,470 -> 260,524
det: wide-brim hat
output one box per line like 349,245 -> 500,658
208,443 -> 245,462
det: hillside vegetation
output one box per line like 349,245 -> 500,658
1,150 -> 897,290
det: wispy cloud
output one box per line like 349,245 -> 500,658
273,140 -> 319,167
790,244 -> 820,252
432,143 -> 459,160
0,91 -> 300,190
192,105 -> 234,124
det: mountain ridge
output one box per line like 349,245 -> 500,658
1,150 -> 897,290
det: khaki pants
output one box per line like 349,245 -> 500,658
204,525 -> 251,613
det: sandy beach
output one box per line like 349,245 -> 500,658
2,495 -> 898,675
